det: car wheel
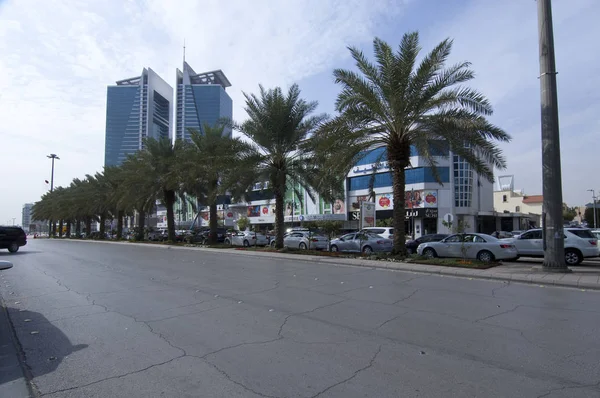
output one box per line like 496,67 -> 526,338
477,250 -> 494,263
330,245 -> 339,252
7,242 -> 19,253
423,248 -> 437,258
243,240 -> 250,247
224,239 -> 231,246
407,248 -> 414,255
362,246 -> 373,255
299,242 -> 307,250
270,241 -> 276,248
564,249 -> 582,266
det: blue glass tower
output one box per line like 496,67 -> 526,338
104,68 -> 173,167
175,62 -> 233,141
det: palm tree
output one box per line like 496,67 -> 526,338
315,33 -> 510,254
129,138 -> 184,242
235,84 -> 340,249
178,124 -> 255,244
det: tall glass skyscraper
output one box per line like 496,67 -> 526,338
175,62 -> 233,141
104,68 -> 173,167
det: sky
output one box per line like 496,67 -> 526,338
1,0 -> 598,225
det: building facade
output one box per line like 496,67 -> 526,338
21,203 -> 33,232
491,175 -> 541,230
175,62 -> 233,141
104,68 -> 173,167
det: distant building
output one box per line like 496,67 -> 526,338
492,175 -> 541,230
175,62 -> 233,141
104,68 -> 173,167
21,203 -> 33,232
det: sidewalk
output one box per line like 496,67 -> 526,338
0,292 -> 35,397
57,239 -> 600,291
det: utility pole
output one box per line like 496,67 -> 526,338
588,189 -> 597,229
537,0 -> 568,271
47,154 -> 60,236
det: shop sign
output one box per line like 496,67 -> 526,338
404,208 -> 438,219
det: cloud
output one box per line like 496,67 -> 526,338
420,0 -> 600,205
0,0 -> 409,223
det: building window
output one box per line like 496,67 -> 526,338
503,195 -> 507,202
453,153 -> 473,208
515,206 -> 520,212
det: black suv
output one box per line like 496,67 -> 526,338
0,226 -> 27,253
188,228 -> 227,244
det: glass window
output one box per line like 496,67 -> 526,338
445,235 -> 463,243
569,229 -> 595,239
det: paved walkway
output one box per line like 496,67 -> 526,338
58,239 -> 600,291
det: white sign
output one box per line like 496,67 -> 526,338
375,193 -> 393,210
360,202 -> 376,228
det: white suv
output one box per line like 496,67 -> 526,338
507,228 -> 599,265
361,227 -> 394,240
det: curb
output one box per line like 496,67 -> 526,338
47,239 -> 600,291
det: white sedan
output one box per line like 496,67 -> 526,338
225,231 -> 269,247
417,233 -> 518,262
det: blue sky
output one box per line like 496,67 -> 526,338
0,0 -> 598,224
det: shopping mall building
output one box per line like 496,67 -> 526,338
170,144 -> 514,238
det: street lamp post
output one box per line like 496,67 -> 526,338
537,0 -> 567,271
588,189 -> 597,229
47,154 -> 60,236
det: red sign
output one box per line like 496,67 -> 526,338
379,196 -> 390,208
227,212 -> 233,218
425,193 -> 437,205
262,206 -> 269,215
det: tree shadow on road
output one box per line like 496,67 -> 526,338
1,307 -> 88,386
0,251 -> 43,256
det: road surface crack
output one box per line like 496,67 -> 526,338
537,380 -> 600,397
41,354 -> 186,396
310,345 -> 382,397
491,281 -> 510,298
375,310 -> 411,330
202,358 -> 282,398
474,305 -> 522,323
278,299 -> 346,337
392,288 -> 420,304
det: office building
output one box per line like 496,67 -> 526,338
21,203 -> 33,231
104,68 -> 173,167
175,62 -> 233,141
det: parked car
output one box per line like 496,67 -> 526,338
511,230 -> 524,237
0,226 -> 27,253
592,230 -> 600,241
189,228 -> 227,244
271,231 -> 330,250
226,231 -> 269,247
405,234 -> 448,254
360,227 -> 394,240
417,233 -> 518,262
148,229 -> 166,241
491,231 -> 514,239
329,232 -> 392,254
504,228 -> 599,265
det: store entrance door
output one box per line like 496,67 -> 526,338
423,218 -> 437,235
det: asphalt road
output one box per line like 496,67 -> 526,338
1,240 -> 600,398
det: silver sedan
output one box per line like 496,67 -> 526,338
225,231 -> 269,247
271,232 -> 330,250
329,232 -> 393,255
417,233 -> 518,262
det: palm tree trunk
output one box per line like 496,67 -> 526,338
116,210 -> 124,240
137,209 -> 146,241
389,144 -> 410,255
52,222 -> 57,237
274,189 -> 285,249
85,218 -> 92,238
65,220 -> 71,238
75,219 -> 81,238
58,220 -> 63,238
209,202 -> 218,245
164,190 -> 176,242
99,214 -> 106,240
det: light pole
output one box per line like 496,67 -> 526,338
537,0 -> 567,271
47,154 -> 59,236
588,189 -> 597,229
